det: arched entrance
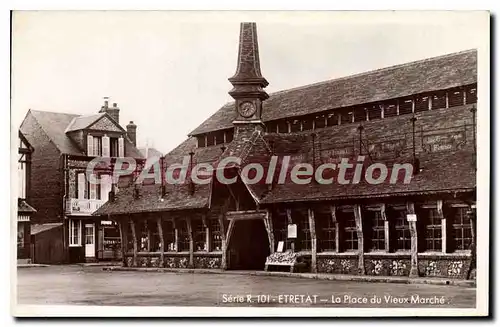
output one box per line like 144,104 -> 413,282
226,218 -> 270,270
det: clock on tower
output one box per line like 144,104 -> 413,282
228,22 -> 269,125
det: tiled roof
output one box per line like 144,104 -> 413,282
189,49 -> 477,136
65,113 -> 106,132
94,138 -> 223,216
20,109 -> 144,158
138,147 -> 164,158
18,199 -> 37,213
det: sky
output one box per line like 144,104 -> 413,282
11,11 -> 487,153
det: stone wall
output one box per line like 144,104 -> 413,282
317,253 -> 471,278
124,253 -> 222,269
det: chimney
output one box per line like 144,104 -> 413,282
127,121 -> 137,147
99,98 -> 120,124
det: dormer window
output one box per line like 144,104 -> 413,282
87,134 -> 124,157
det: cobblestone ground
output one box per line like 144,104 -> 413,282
17,265 -> 475,307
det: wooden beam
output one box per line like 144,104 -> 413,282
467,205 -> 476,280
146,220 -> 151,252
222,219 -> 236,270
172,219 -> 179,252
353,204 -> 365,275
330,205 -> 340,253
186,218 -> 194,268
264,210 -> 275,254
156,216 -> 164,268
308,208 -> 317,273
407,202 -> 419,277
202,214 -> 210,252
219,215 -> 227,269
130,218 -> 138,267
381,203 -> 390,252
286,208 -> 295,252
437,200 -> 446,253
118,219 -> 127,266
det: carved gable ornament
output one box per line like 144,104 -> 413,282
88,116 -> 123,133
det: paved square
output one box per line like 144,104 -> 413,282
16,265 -> 475,307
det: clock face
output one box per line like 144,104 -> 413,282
239,101 -> 256,118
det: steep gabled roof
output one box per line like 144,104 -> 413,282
65,113 -> 106,132
189,49 -> 477,136
20,109 -> 144,158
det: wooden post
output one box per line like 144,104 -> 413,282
407,202 -> 419,277
130,219 -> 138,267
219,215 -> 227,270
308,208 -> 317,273
223,219 -> 236,270
202,214 -> 210,252
118,219 -> 127,266
264,210 -> 275,254
186,218 -> 194,268
286,208 -> 295,252
381,204 -> 390,252
353,204 -> 365,275
436,200 -> 446,253
467,205 -> 476,280
172,219 -> 179,252
146,220 -> 151,252
156,217 -> 164,268
330,205 -> 340,253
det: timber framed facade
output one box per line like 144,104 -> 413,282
95,22 -> 477,279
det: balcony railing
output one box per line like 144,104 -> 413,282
66,198 -> 106,215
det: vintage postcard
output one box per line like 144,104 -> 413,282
11,10 -> 489,317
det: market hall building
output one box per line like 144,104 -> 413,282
95,23 -> 477,279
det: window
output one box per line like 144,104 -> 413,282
353,107 -> 367,122
149,220 -> 161,252
277,120 -> 289,133
465,86 -> 477,104
448,88 -> 464,107
399,98 -> 413,115
139,220 -> 149,251
164,220 -> 176,252
367,104 -> 382,121
226,130 -> 234,143
339,110 -> 353,124
197,135 -> 206,148
342,212 -> 358,251
326,112 -> 338,126
17,228 -> 24,248
209,219 -> 222,251
314,114 -> 326,129
296,210 -> 311,251
302,118 -> 313,131
272,209 -> 292,252
384,101 -> 398,118
18,159 -> 26,199
93,136 -> 102,156
367,211 -> 385,251
431,92 -> 447,109
452,207 -> 472,251
394,209 -> 411,251
69,219 -> 82,246
290,119 -> 301,132
266,121 -> 278,133
316,210 -> 336,252
414,95 -> 430,112
214,131 -> 225,145
422,208 -> 442,251
206,133 -> 215,146
193,219 -> 207,251
110,137 -> 119,157
177,220 -> 190,252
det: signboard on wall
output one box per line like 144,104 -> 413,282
406,214 -> 417,222
277,241 -> 284,253
287,224 -> 297,239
